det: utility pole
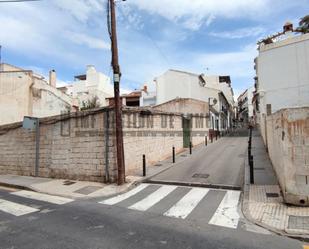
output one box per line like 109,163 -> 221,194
109,0 -> 126,185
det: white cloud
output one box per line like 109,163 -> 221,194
66,32 -> 110,50
209,27 -> 266,39
127,0 -> 271,30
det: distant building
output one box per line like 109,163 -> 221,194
154,69 -> 235,131
0,63 -> 76,126
106,86 -> 152,107
59,65 -> 114,108
237,86 -> 254,123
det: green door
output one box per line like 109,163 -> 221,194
182,117 -> 191,148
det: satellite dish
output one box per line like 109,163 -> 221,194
212,98 -> 218,105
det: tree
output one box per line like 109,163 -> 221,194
80,96 -> 100,111
296,15 -> 309,34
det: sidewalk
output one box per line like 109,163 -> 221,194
243,129 -> 309,238
0,174 -> 140,199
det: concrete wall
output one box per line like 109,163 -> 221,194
264,107 -> 309,205
0,71 -> 33,125
258,33 -> 309,115
0,65 -> 74,126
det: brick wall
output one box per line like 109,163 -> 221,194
265,107 -> 309,205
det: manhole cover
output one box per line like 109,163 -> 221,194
288,216 -> 309,230
192,173 -> 209,179
74,186 -> 102,195
266,192 -> 279,198
154,164 -> 162,166
181,155 -> 187,157
63,180 -> 76,186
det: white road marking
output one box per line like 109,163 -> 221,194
12,190 -> 74,205
208,190 -> 241,229
99,184 -> 149,205
0,199 -> 39,216
164,188 -> 209,219
129,185 -> 177,211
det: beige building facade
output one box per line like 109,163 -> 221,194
0,63 -> 75,126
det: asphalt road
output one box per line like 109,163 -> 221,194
149,134 -> 248,189
0,186 -> 304,249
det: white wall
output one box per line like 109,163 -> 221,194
155,70 -> 220,112
67,66 -> 114,107
258,33 -> 309,114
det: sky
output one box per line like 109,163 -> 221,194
0,0 -> 309,97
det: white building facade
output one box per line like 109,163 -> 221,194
256,33 -> 309,117
154,69 -> 235,131
61,65 -> 114,108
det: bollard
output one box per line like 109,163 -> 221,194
189,142 -> 192,154
249,155 -> 254,184
215,133 -> 218,141
205,136 -> 208,146
143,154 -> 146,177
172,147 -> 175,163
211,134 -> 213,143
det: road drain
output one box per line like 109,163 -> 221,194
266,193 -> 279,198
192,173 -> 209,179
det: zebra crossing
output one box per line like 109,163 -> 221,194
99,183 -> 241,229
0,190 -> 74,217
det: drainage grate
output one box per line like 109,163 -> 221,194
63,180 -> 76,186
266,192 -> 279,198
154,164 -> 162,167
192,173 -> 209,179
254,167 -> 265,170
181,155 -> 187,157
288,216 -> 309,230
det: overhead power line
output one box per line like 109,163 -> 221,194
0,0 -> 41,2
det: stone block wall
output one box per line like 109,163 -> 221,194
265,107 -> 309,205
0,106 -> 209,182
122,108 -> 209,175
0,108 -> 117,182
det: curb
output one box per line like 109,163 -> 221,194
0,181 -> 34,192
241,147 -> 309,241
144,179 -> 241,191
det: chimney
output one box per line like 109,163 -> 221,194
49,70 -> 56,88
143,84 -> 148,93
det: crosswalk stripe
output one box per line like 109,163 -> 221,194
99,184 -> 149,205
0,198 -> 39,216
12,190 -> 74,205
129,185 -> 177,211
164,188 -> 209,219
208,190 -> 241,229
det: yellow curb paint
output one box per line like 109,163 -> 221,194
303,246 -> 309,249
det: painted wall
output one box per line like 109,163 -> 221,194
257,33 -> 309,115
0,71 -> 33,125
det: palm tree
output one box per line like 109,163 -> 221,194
295,15 -> 309,33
